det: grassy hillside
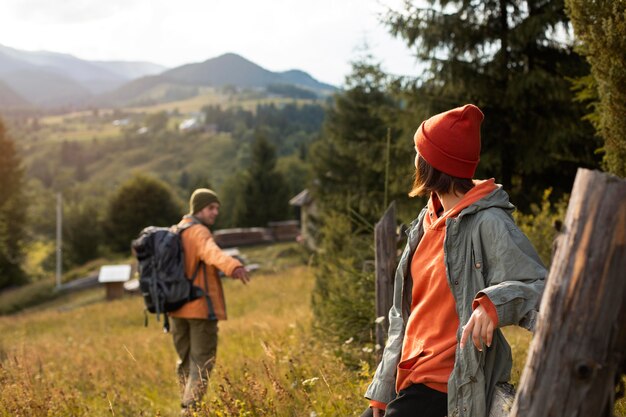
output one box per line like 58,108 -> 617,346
0,244 -> 372,416
1,243 -> 624,416
14,94 -> 323,213
127,87 -> 227,114
27,89 -> 321,144
3,92 -> 323,285
18,128 -> 240,209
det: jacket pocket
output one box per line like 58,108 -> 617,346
458,344 -> 486,386
471,233 -> 488,286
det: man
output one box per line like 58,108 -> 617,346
169,188 -> 250,412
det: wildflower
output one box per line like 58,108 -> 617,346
344,337 -> 354,345
302,377 -> 319,386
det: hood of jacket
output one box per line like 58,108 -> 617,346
455,181 -> 515,220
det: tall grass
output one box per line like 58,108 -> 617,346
1,242 -> 624,416
0,261 -> 372,416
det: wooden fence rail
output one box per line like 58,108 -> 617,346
375,201 -> 397,360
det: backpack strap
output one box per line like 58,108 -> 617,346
176,217 -> 203,284
149,258 -> 166,330
161,262 -> 203,334
201,263 -> 218,321
190,261 -> 203,281
174,215 -> 202,233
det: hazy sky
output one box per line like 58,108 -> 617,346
0,0 -> 423,86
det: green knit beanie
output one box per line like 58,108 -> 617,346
189,188 -> 220,214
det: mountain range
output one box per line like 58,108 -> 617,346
0,44 -> 166,108
0,44 -> 335,110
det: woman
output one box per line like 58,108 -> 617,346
362,104 -> 546,417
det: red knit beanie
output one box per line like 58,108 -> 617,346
414,104 -> 484,179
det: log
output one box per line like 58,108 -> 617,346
375,202 -> 397,360
510,169 -> 626,417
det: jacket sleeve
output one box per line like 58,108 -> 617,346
476,211 -> 546,331
193,227 -> 242,276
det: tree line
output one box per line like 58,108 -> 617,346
0,102 -> 324,290
0,0 -> 624,327
310,0 -> 626,354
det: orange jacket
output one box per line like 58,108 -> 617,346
168,216 -> 242,320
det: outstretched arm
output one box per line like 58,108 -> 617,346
231,266 -> 250,284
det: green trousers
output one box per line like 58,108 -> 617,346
170,317 -> 218,409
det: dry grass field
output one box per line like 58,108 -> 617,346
0,245 -> 372,416
1,243 -> 624,416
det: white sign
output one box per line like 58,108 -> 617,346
98,264 -> 132,283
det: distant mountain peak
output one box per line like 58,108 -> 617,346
213,52 -> 246,60
200,52 -> 265,70
0,44 -> 334,109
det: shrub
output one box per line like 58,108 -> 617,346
514,189 -> 568,267
105,174 -> 182,253
311,211 -> 376,366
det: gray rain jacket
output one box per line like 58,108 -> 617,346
365,185 -> 546,417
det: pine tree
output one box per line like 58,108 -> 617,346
310,59 -> 405,225
64,201 -> 102,266
237,133 -> 289,227
217,171 -> 249,229
309,60 -> 404,350
0,119 -> 27,289
565,0 -> 626,176
385,0 -> 601,207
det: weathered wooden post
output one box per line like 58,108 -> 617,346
510,169 -> 626,417
375,202 -> 397,360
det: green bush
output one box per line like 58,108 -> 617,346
0,118 -> 27,289
311,211 -> 376,366
514,189 -> 568,267
105,174 -> 183,253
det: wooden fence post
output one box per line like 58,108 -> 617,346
375,202 -> 397,360
510,169 -> 626,417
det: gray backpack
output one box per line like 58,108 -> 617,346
131,221 -> 216,332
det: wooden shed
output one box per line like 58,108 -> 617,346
289,189 -> 317,250
98,265 -> 132,300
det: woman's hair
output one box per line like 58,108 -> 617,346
409,155 -> 475,197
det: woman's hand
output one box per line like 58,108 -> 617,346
372,407 -> 384,417
460,305 -> 494,351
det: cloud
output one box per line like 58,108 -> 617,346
5,0 -> 142,24
0,0 -> 418,85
